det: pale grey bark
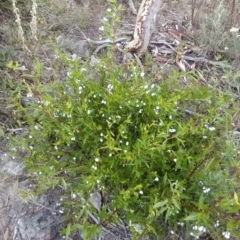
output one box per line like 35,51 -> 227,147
126,0 -> 162,56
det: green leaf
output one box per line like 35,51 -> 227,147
172,197 -> 180,210
0,128 -> 4,137
184,212 -> 199,221
153,199 -> 168,209
65,223 -> 71,239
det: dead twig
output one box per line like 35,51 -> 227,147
182,56 -> 233,69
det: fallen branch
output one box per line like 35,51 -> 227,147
182,56 -> 233,69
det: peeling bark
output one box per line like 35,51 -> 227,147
126,0 -> 162,56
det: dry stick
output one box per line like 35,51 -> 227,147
181,55 -> 233,69
94,43 -> 112,54
86,37 -> 128,45
150,40 -> 176,50
133,53 -> 144,73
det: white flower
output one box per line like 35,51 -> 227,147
27,93 -> 33,97
140,72 -> 145,77
139,190 -> 143,195
91,165 -> 97,170
99,26 -> 104,31
34,125 -> 39,130
169,115 -> 172,120
95,157 -> 99,162
154,177 -> 159,182
107,8 -> 111,12
214,220 -> 220,227
198,226 -> 206,232
126,141 -> 129,146
208,126 -> 216,131
103,17 -> 108,22
29,146 -> 33,150
203,135 -> 207,139
203,186 -> 211,193
169,128 -> 176,133
101,99 -> 106,104
222,231 -> 231,239
173,158 -> 177,162
71,137 -> 76,141
107,83 -> 113,93
230,27 -> 239,33
72,193 -> 76,199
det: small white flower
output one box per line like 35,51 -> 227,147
87,110 -> 91,114
107,8 -> 111,12
99,26 -> 104,31
230,27 -> 239,33
34,125 -> 39,130
126,141 -> 129,146
103,17 -> 108,22
59,210 -> 64,214
29,146 -> 33,150
27,93 -> 33,97
208,126 -> 216,131
96,180 -> 100,184
222,231 -> 231,239
139,190 -> 143,195
109,153 -> 112,157
140,72 -> 145,77
214,220 -> 220,227
107,83 -> 113,93
49,166 -> 54,170
100,138 -> 103,142
154,177 -> 159,182
71,137 -> 76,141
169,115 -> 172,120
91,165 -> 97,170
169,128 -> 176,133
203,186 -> 211,193
101,100 -> 106,104
72,193 -> 76,199
203,135 -> 207,139
173,158 -> 177,162
198,226 -> 206,232
95,157 -> 99,162
29,135 -> 32,139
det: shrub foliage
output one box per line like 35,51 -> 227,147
11,54 -> 240,239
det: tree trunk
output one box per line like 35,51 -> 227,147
126,0 -> 162,56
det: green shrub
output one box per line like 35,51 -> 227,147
10,53 -> 240,239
